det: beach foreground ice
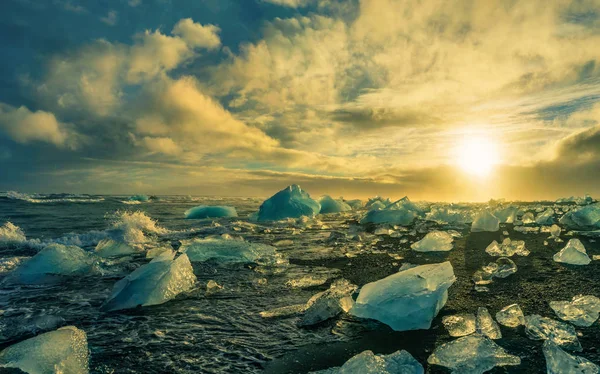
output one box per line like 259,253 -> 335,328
553,239 -> 591,265
543,340 -> 599,374
411,231 -> 454,252
311,350 -> 423,374
549,295 -> 600,327
350,262 -> 455,331
524,315 -> 582,351
471,210 -> 500,232
0,326 -> 89,374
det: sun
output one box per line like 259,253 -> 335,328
456,135 -> 500,177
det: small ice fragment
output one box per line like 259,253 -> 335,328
521,212 -> 535,224
350,262 -> 456,331
493,257 -> 518,278
0,326 -> 89,374
496,304 -> 525,327
299,279 -> 357,326
313,350 -> 424,374
442,314 -> 476,337
485,238 -> 529,257
410,231 -> 453,252
471,210 -> 500,232
319,195 -> 352,214
257,185 -> 320,221
473,257 -> 516,286
553,239 -> 591,265
550,224 -> 561,239
184,205 -> 238,219
476,307 -> 502,339
524,315 -> 582,351
206,280 -> 223,294
427,334 -> 521,374
95,238 -> 139,258
543,340 -> 599,374
550,295 -> 600,327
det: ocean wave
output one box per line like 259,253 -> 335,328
0,221 -> 43,250
2,191 -> 105,204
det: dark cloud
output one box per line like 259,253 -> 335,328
554,124 -> 600,162
329,107 -> 441,129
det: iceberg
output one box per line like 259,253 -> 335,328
559,203 -> 600,230
495,304 -> 525,327
0,326 -> 89,374
524,315 -> 582,351
543,340 -> 599,374
184,205 -> 238,219
536,208 -> 555,225
345,199 -> 364,210
101,253 -> 196,312
257,185 -> 320,221
312,350 -> 424,374
299,279 -> 357,326
361,197 -> 421,226
350,262 -> 456,331
95,238 -> 139,258
485,238 -> 529,257
550,295 -> 600,327
427,334 -> 521,374
471,210 -> 500,232
319,196 -> 352,214
476,307 -> 502,339
553,239 -> 591,265
442,313 -> 476,337
6,244 -> 97,284
181,238 -> 286,266
410,231 -> 453,252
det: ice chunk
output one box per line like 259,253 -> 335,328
0,326 -> 89,374
257,185 -> 320,221
206,280 -> 224,295
524,315 -> 582,351
365,197 -> 391,210
101,253 -> 196,311
543,340 -> 599,374
521,212 -> 535,224
299,279 -> 357,326
6,244 -> 97,285
361,197 -> 421,226
476,307 -> 502,339
485,238 -> 529,257
95,238 -> 139,258
427,334 -> 521,374
473,257 -> 517,286
319,196 -> 351,214
496,304 -> 525,327
442,313 -> 476,337
550,224 -> 562,239
181,238 -> 286,266
536,208 -> 555,225
128,194 -> 149,202
471,210 -> 500,232
184,205 -> 238,219
0,222 -> 26,247
426,207 -> 473,224
550,295 -> 600,327
345,199 -> 364,210
146,246 -> 173,259
411,231 -> 453,252
559,203 -> 600,230
350,262 -> 456,331
553,239 -> 591,265
493,206 -> 519,223
313,350 -> 424,374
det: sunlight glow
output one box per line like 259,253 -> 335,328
456,135 -> 500,177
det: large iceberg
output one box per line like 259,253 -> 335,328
257,185 -> 320,221
427,334 -> 521,374
350,262 -> 455,331
471,210 -> 500,232
184,205 -> 238,219
553,239 -> 591,265
312,350 -> 424,374
181,238 -> 286,266
559,203 -> 600,230
361,197 -> 421,226
318,196 -> 352,214
550,295 -> 600,327
101,253 -> 196,312
543,340 -> 599,374
6,244 -> 98,284
411,231 -> 454,252
0,326 -> 89,374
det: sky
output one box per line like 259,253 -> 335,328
1,0 -> 600,201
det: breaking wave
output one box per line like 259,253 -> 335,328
2,191 -> 105,204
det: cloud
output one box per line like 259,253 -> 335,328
128,0 -> 141,7
172,18 -> 221,50
261,0 -> 312,7
329,106 -> 442,129
555,124 -> 600,163
0,103 -> 84,149
100,10 -> 118,26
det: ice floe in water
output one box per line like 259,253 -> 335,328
184,205 -> 238,219
0,326 -> 89,374
496,304 -> 526,327
471,210 -> 500,232
543,340 -> 599,374
181,237 -> 286,266
299,279 -> 357,326
559,203 -> 600,230
485,238 -> 529,257
476,307 -> 502,339
101,253 -> 196,312
442,313 -> 476,337
5,244 -> 98,285
410,231 -> 453,252
318,195 -> 351,214
524,315 -> 582,351
94,238 -> 139,258
350,262 -> 455,331
256,184 -> 320,221
361,197 -> 421,225
427,334 -> 521,374
312,350 -> 424,374
549,295 -> 600,327
553,239 -> 591,265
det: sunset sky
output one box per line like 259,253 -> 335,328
1,0 -> 599,201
